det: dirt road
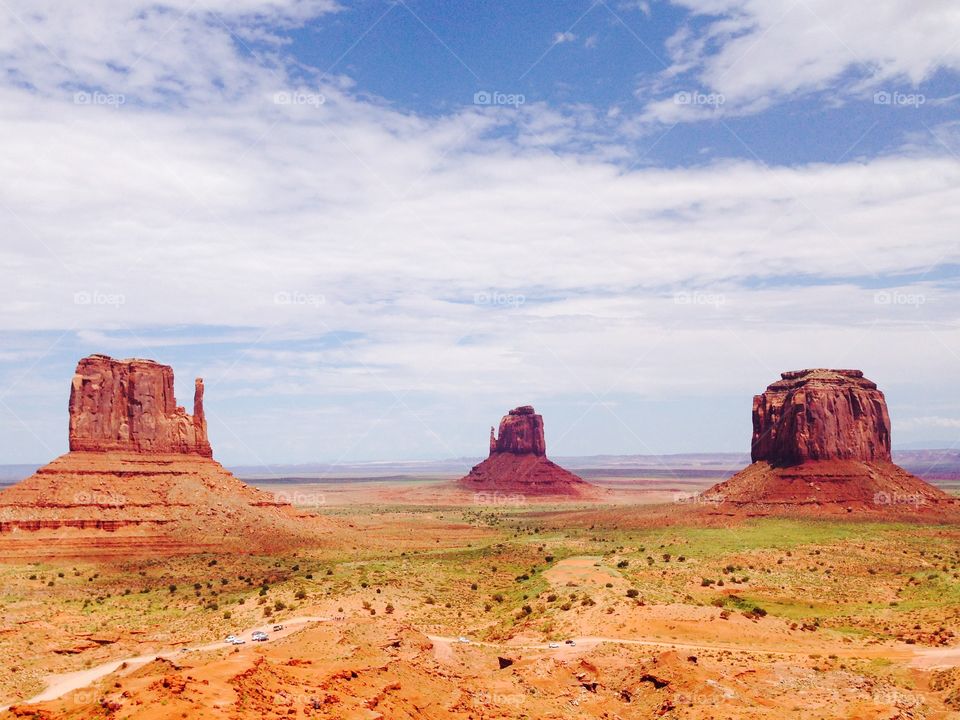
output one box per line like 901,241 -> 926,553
0,616 -> 331,711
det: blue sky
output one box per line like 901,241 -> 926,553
0,0 -> 958,466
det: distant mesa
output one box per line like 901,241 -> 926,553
0,354 -> 312,557
458,406 -> 592,497
702,369 -> 955,516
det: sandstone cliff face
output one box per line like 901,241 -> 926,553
751,369 -> 891,467
490,405 -> 546,456
68,354 -> 212,457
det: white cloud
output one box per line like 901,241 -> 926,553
0,1 -> 959,462
648,0 -> 960,116
553,31 -> 577,44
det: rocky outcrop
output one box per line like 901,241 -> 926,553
490,406 -> 546,456
68,354 -> 212,456
458,406 -> 591,497
702,369 -> 955,517
751,369 -> 890,466
0,354 -> 314,556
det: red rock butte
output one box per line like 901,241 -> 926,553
703,369 -> 955,516
458,406 -> 592,498
0,354 -> 312,557
69,354 -> 213,456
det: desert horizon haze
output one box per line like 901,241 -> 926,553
2,2 -> 960,719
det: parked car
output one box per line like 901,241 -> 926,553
225,635 -> 238,643
230,638 -> 246,645
565,640 -> 576,646
548,642 -> 560,649
252,631 -> 268,642
273,625 -> 284,632
457,636 -> 470,644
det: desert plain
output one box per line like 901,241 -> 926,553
2,467 -> 960,719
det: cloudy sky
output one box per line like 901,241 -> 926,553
1,0 -> 959,466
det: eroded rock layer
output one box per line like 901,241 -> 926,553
751,369 -> 890,466
69,354 -> 212,456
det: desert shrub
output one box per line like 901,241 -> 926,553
626,589 -> 640,598
617,560 -> 629,568
385,604 -> 394,614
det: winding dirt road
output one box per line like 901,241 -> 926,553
6,617 -> 955,712
0,616 -> 331,712
428,633 -> 954,667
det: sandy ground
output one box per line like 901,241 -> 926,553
2,477 -> 960,718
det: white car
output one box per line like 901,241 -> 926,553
225,635 -> 238,643
457,636 -> 470,644
548,642 -> 560,649
230,638 -> 246,645
251,631 -> 268,642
